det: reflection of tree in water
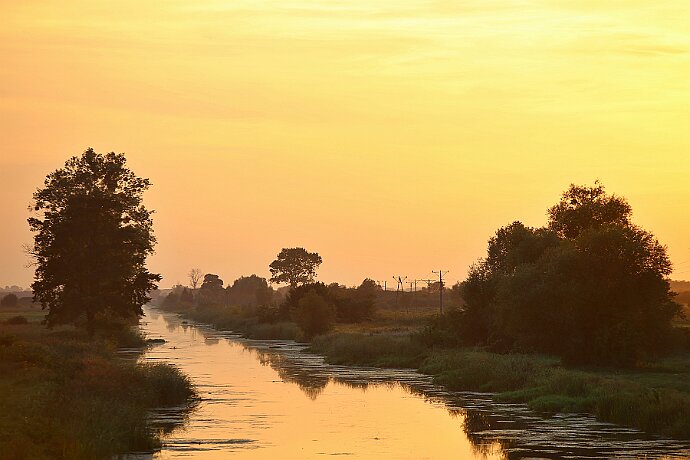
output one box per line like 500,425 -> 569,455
252,348 -> 330,400
460,409 -> 511,458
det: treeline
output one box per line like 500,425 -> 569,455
159,271 -> 379,338
424,183 -> 685,366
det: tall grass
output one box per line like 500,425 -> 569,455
307,330 -> 690,439
0,323 -> 195,459
311,333 -> 427,368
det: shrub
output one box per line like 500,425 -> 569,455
294,290 -> 336,338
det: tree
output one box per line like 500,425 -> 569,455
0,293 -> 18,308
27,148 -> 160,337
188,268 -> 203,290
456,183 -> 680,365
269,247 -> 322,288
548,181 -> 632,239
226,275 -> 273,308
198,273 -> 225,307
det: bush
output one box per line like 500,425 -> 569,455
294,290 -> 335,338
414,309 -> 466,348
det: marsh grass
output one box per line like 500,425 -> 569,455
0,322 -> 196,459
311,333 -> 427,368
310,331 -> 690,439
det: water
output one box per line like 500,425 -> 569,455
132,307 -> 690,459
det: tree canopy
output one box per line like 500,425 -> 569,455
455,183 -> 680,366
269,247 -> 322,288
28,148 -> 160,336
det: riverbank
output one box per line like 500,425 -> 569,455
159,303 -> 690,439
0,310 -> 196,460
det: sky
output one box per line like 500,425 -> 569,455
1,0 -> 689,288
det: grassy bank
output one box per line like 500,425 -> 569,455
310,332 -> 690,439
0,312 -> 196,459
163,304 -> 302,340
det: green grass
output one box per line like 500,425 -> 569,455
0,321 -> 196,459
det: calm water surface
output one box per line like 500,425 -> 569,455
134,308 -> 690,459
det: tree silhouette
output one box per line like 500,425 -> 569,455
28,148 -> 160,337
188,268 -> 203,290
0,293 -> 18,308
456,182 -> 680,365
269,247 -> 322,288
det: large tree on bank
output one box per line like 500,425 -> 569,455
28,148 -> 161,336
269,247 -> 322,288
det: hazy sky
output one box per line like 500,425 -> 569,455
1,1 -> 689,288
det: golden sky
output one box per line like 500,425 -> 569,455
1,0 -> 689,288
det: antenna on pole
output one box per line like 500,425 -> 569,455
432,270 -> 449,314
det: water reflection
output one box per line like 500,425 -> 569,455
137,308 -> 690,459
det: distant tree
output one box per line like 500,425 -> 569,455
198,274 -> 225,307
0,293 -> 18,308
188,268 -> 203,290
180,287 -> 194,306
280,282 -> 331,319
269,247 -> 322,288
333,278 -> 378,322
226,275 -> 273,307
27,149 -> 160,337
295,290 -> 336,338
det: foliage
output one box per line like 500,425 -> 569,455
198,274 -> 225,307
280,282 -> 331,319
27,148 -> 160,336
269,247 -> 322,288
0,294 -> 18,308
226,274 -> 273,308
547,180 -> 632,239
457,183 -> 680,366
414,308 -> 466,348
0,323 -> 195,459
294,290 -> 336,338
327,279 -> 377,323
280,280 -> 375,323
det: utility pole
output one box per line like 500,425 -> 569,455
393,275 -> 407,308
432,270 -> 449,314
